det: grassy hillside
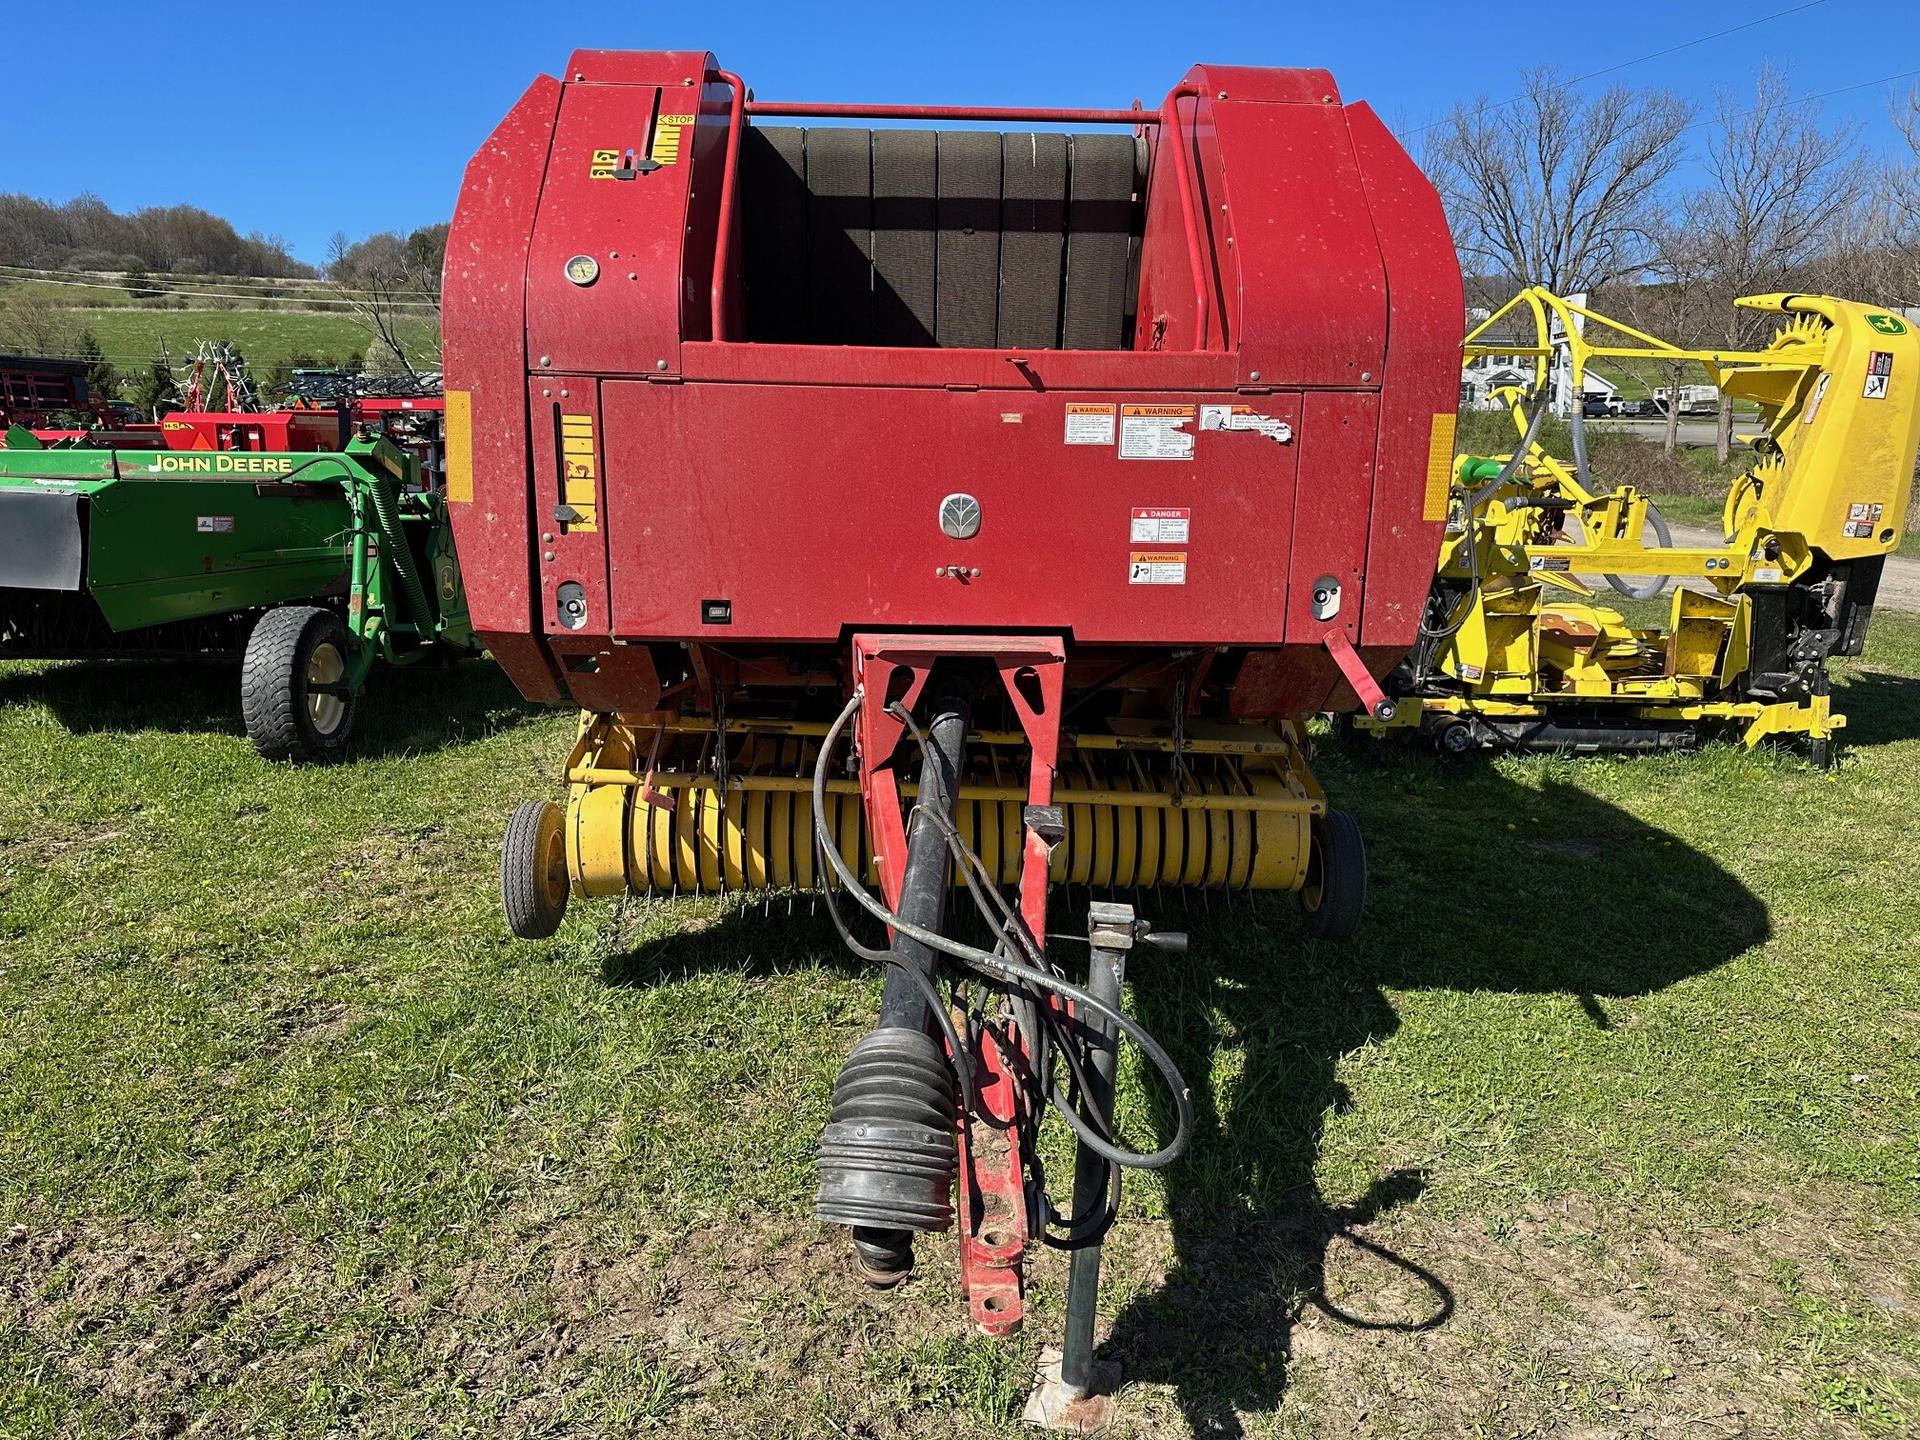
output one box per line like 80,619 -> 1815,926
3,615 -> 1918,1437
75,308 -> 434,373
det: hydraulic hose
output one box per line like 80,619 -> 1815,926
364,475 -> 434,632
1571,400 -> 1674,602
811,690 -> 1194,1171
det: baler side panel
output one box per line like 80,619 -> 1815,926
525,81 -> 689,377
528,383 -> 612,635
442,73 -> 564,702
1135,89 -> 1222,354
1285,391 -> 1378,646
599,383 -> 1300,646
1345,102 -> 1465,645
1214,101 -> 1388,390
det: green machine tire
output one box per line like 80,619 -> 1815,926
242,606 -> 358,762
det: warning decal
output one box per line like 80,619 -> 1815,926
1119,404 -> 1196,461
1064,402 -> 1117,445
1803,372 -> 1831,424
195,516 -> 234,534
1129,551 -> 1187,585
1864,351 -> 1893,400
1199,403 -> 1292,443
1844,500 -> 1887,539
1130,507 -> 1191,544
652,114 -> 694,166
1424,412 -> 1457,521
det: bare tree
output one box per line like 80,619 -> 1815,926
1837,86 -> 1920,310
0,286 -> 73,354
1617,210 -> 1715,455
327,228 -> 442,380
1428,68 -> 1694,295
1688,65 -> 1870,460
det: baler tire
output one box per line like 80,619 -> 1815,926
1298,809 -> 1366,942
242,606 -> 357,763
502,800 -> 569,940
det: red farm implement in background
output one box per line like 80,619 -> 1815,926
444,50 -> 1460,1424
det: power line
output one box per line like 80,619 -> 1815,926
1401,0 -> 1828,136
1678,65 -> 1920,135
0,263 -> 440,305
0,270 -> 440,312
0,258 -> 417,297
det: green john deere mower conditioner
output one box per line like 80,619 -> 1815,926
0,428 -> 476,761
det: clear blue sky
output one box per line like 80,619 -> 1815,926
6,0 -> 1919,266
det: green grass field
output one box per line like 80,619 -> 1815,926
72,308 -> 436,373
3,614 -> 1919,1438
1,290 -> 435,375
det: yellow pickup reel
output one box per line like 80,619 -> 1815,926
1359,288 -> 1920,765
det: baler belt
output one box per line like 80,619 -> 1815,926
1063,133 -> 1137,351
805,127 -> 874,344
737,125 -> 1139,350
935,131 -> 1003,349
997,132 -> 1069,350
870,130 -> 938,345
741,126 -> 811,342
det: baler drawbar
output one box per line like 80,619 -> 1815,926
445,49 -> 1463,1422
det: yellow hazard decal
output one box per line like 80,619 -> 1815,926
589,148 -> 622,180
1423,412 -> 1456,521
652,114 -> 693,166
559,411 -> 599,532
444,389 -> 473,503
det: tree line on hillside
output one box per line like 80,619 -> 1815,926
0,194 -> 308,279
0,217 -> 446,404
1427,65 -> 1920,461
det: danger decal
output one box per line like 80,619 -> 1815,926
1130,507 -> 1190,544
1864,350 -> 1894,400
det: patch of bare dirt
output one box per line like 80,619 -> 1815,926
9,1191 -> 1917,1438
2,1221 -> 307,1438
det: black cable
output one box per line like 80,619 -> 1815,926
812,691 -> 1193,1171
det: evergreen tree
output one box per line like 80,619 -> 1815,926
127,350 -> 180,420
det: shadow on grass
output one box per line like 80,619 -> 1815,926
599,902 -> 884,990
1098,757 -> 1772,1437
1834,669 -> 1920,751
0,656 -> 542,759
583,752 -> 1771,1436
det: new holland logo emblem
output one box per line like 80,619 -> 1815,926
939,493 -> 982,539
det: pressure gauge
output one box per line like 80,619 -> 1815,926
564,254 -> 600,287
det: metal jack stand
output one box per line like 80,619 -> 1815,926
1027,901 -> 1182,1433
